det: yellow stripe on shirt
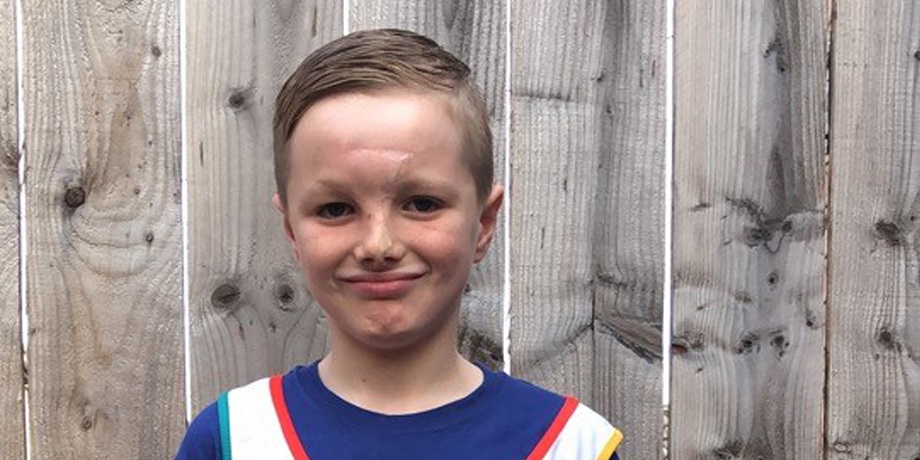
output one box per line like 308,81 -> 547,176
596,428 -> 623,460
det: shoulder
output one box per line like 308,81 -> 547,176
174,402 -> 221,460
495,371 -> 623,459
544,399 -> 623,460
473,368 -> 568,436
173,376 -> 276,460
490,369 -> 565,409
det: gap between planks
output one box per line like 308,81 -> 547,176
179,0 -> 192,425
662,0 -> 675,456
501,0 -> 513,376
15,0 -> 32,456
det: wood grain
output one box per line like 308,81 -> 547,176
21,0 -> 183,458
827,1 -> 920,458
672,1 -> 827,458
0,0 -> 23,458
510,1 -> 666,458
350,0 -> 508,369
187,1 -> 342,413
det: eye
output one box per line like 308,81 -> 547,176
404,196 -> 442,214
316,202 -> 353,219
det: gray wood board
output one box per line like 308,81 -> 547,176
187,0 -> 342,413
350,0 -> 508,368
827,1 -> 920,458
0,0 -> 23,457
671,1 -> 827,458
510,1 -> 666,458
22,1 -> 184,457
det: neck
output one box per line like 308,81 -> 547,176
318,321 -> 482,415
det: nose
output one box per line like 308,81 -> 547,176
354,211 -> 403,265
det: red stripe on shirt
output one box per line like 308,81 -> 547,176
270,375 -> 310,460
525,396 -> 579,460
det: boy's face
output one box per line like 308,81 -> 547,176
276,89 -> 502,352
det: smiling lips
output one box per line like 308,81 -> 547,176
340,272 -> 424,298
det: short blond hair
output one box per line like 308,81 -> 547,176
273,28 -> 493,205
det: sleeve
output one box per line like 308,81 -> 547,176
610,451 -> 620,460
174,402 -> 222,460
540,398 -> 623,460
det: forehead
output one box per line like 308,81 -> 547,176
293,90 -> 457,153
287,89 -> 472,182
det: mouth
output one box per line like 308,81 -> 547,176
339,272 -> 424,298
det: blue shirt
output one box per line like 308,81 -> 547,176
176,363 -> 620,459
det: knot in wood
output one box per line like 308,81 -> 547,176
689,201 -> 711,212
211,283 -> 241,309
226,88 -> 252,111
736,333 -> 759,354
150,44 -> 162,58
712,439 -> 744,459
766,272 -> 779,286
672,331 -> 705,355
2,143 -> 17,171
80,415 -> 93,431
832,441 -> 850,453
64,186 -> 86,208
805,310 -> 818,329
877,326 -> 900,351
875,220 -> 902,246
275,283 -> 295,308
671,343 -> 688,356
742,226 -> 771,246
733,291 -> 752,304
770,332 -> 789,357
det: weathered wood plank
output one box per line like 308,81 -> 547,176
511,1 -> 665,458
0,0 -> 23,458
22,1 -> 183,458
350,0 -> 507,369
672,1 -> 827,459
187,1 -> 342,413
590,1 -> 667,457
827,2 -> 920,458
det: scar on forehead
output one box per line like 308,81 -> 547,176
351,148 -> 412,183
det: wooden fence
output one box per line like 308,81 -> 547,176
0,0 -> 917,458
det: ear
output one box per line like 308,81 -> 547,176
474,185 -> 504,263
273,192 -> 301,264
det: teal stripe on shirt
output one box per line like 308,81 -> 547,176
218,392 -> 232,460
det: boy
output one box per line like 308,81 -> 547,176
177,29 -> 622,459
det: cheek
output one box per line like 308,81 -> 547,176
294,227 -> 344,271
409,220 -> 478,265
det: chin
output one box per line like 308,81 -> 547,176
354,323 -> 446,354
360,325 -> 423,348
329,303 -> 460,353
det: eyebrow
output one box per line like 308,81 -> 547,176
396,177 -> 468,200
395,176 -> 455,190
